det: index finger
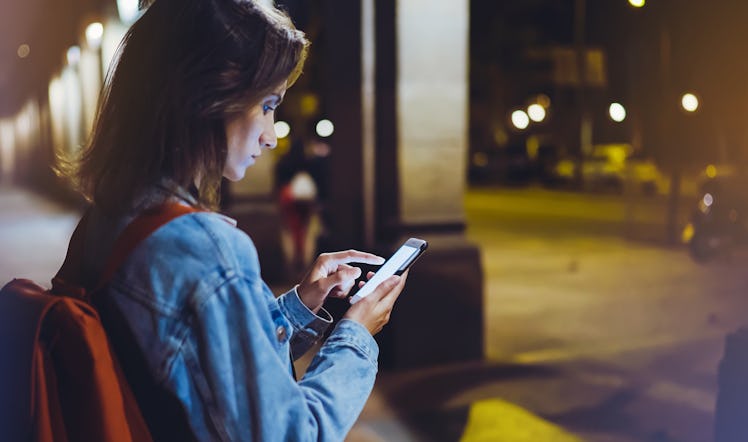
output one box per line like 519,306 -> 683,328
323,249 -> 385,267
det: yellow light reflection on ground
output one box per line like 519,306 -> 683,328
460,399 -> 582,442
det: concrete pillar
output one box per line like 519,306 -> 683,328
324,0 -> 484,370
383,0 -> 483,369
396,0 -> 469,228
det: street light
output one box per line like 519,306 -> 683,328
117,0 -> 141,25
66,46 -> 81,66
85,22 -> 104,49
681,93 -> 699,112
316,119 -> 334,137
17,44 -> 30,59
609,102 -> 626,122
527,104 -> 546,123
510,110 -> 530,130
274,121 -> 290,139
628,0 -> 645,7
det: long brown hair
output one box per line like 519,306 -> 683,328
66,0 -> 308,214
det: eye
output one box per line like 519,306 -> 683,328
262,104 -> 276,114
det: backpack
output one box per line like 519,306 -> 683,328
0,203 -> 198,441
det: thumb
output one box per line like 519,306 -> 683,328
365,275 -> 402,302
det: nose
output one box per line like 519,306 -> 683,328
260,123 -> 277,150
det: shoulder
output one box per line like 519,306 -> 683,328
153,211 -> 258,271
109,211 -> 265,313
121,211 -> 262,290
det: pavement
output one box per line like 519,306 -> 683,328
3,184 -> 741,441
0,185 -> 585,441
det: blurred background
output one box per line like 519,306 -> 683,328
3,0 -> 748,441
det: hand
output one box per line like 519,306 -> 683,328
343,270 -> 408,335
297,250 -> 385,313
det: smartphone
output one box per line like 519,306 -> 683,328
349,237 -> 428,304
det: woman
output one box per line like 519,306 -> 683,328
65,0 -> 407,440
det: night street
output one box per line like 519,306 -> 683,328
469,186 -> 747,441
351,186 -> 748,442
4,185 -> 748,442
4,0 -> 748,440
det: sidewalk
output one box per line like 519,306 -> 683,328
346,361 -> 587,442
0,185 -> 80,285
0,185 -> 584,442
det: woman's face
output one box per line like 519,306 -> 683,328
223,87 -> 286,181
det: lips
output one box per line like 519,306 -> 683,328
245,153 -> 260,167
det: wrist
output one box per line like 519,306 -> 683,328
295,284 -> 322,313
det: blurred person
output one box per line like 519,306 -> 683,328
274,136 -> 319,274
305,136 -> 333,252
274,133 -> 333,274
59,0 -> 408,440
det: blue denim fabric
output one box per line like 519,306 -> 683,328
92,211 -> 379,441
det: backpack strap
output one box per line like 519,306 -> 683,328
98,203 -> 200,285
52,203 -> 200,300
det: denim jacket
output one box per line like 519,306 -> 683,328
81,186 -> 378,441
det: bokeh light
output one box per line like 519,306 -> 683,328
117,0 -> 141,24
85,22 -> 104,49
609,102 -> 626,122
527,104 -> 546,122
17,44 -> 30,59
316,119 -> 334,137
274,121 -> 290,139
66,46 -> 81,66
681,93 -> 699,112
705,164 -> 717,179
511,110 -> 530,130
535,94 -> 551,108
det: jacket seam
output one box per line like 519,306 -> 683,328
164,272 -> 256,442
325,337 -> 378,368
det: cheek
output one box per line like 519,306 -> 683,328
236,123 -> 263,147
226,124 -> 248,154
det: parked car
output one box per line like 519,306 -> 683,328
683,169 -> 748,263
626,153 -> 662,195
549,144 -> 662,194
468,144 -> 535,185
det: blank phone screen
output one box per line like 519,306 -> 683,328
350,244 -> 420,303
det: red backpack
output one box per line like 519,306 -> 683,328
0,203 -> 197,441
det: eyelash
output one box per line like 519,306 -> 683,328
263,104 -> 276,114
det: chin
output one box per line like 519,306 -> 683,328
224,170 -> 246,182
